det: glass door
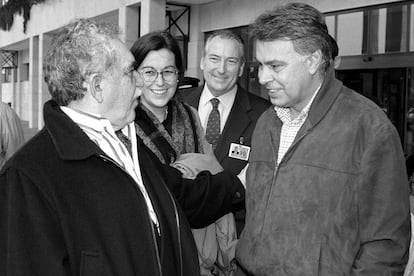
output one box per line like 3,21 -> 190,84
405,68 -> 414,156
337,68 -> 412,154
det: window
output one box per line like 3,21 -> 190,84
1,68 -> 14,83
326,1 -> 414,56
0,0 -> 9,8
337,12 -> 364,55
410,4 -> 414,51
21,63 -> 29,81
325,15 -> 336,36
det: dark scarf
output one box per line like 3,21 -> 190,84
135,98 -> 206,165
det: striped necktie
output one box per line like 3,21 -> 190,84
115,130 -> 132,156
205,98 -> 221,150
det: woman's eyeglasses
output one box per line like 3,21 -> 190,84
137,67 -> 178,83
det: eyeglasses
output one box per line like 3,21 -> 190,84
137,67 -> 178,83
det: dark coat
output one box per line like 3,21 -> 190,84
180,85 -> 271,175
0,100 -> 244,276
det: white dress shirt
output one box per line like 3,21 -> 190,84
198,85 -> 238,133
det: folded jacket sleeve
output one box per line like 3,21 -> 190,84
160,162 -> 245,228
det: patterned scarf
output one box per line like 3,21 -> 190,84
135,97 -> 206,165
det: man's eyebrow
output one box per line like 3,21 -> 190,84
163,66 -> 178,70
263,60 -> 285,66
227,56 -> 240,61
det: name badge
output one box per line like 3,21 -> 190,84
228,143 -> 250,161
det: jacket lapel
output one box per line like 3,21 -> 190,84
214,87 -> 252,163
296,67 -> 343,140
181,85 -> 255,163
182,86 -> 203,109
282,68 -> 343,163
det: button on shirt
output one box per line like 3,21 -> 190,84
275,85 -> 321,165
198,85 -> 237,133
60,106 -> 160,233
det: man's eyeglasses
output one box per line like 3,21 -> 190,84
137,67 -> 178,83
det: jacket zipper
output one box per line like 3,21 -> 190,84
259,132 -> 279,238
99,154 -> 163,276
164,185 -> 183,276
259,128 -> 311,238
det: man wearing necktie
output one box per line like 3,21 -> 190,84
181,30 -> 270,238
205,98 -> 221,150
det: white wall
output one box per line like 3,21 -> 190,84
19,81 -> 30,121
20,49 -> 29,63
1,83 -> 13,103
0,0 -> 140,48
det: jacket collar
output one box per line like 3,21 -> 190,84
183,84 -> 252,112
43,100 -> 103,160
295,67 -> 343,138
183,86 -> 203,108
232,85 -> 253,113
307,67 -> 343,126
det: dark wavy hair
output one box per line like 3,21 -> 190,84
250,2 -> 332,72
328,34 -> 339,59
43,18 -> 120,106
130,31 -> 183,79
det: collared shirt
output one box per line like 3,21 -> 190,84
275,85 -> 321,165
60,106 -> 160,233
198,84 -> 238,133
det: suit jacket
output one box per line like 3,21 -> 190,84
180,85 -> 271,175
0,100 -> 245,276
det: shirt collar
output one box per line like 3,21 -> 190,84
274,83 -> 322,123
60,106 -> 116,137
200,84 -> 237,110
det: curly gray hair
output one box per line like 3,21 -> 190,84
43,18 -> 121,105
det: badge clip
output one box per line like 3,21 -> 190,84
228,141 -> 250,161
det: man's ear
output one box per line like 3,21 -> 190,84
306,49 -> 323,75
200,56 -> 205,71
333,56 -> 341,69
238,60 -> 245,77
90,74 -> 104,103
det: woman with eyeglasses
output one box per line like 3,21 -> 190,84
131,31 -> 210,164
130,31 -> 238,276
